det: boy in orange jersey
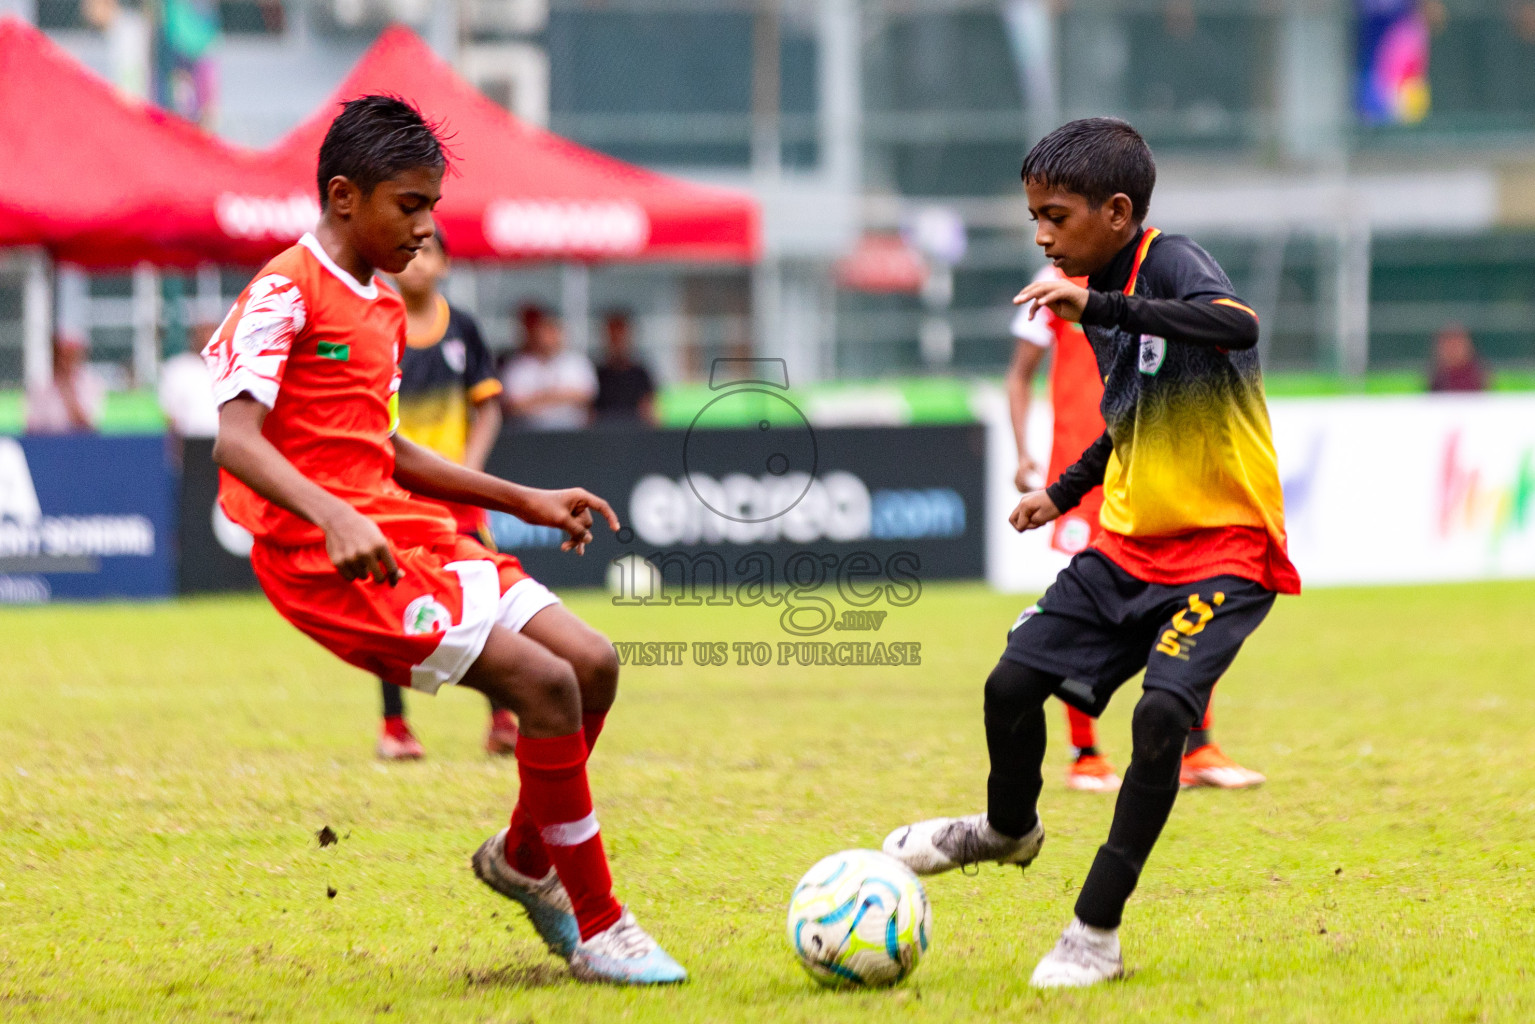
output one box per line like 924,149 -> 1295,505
204,96 -> 684,985
1007,265 -> 1266,792
886,118 -> 1298,987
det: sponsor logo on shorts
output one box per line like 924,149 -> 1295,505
1155,591 -> 1224,659
1009,603 -> 1041,634
403,596 -> 453,636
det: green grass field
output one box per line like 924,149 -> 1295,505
4,581 -> 1534,1023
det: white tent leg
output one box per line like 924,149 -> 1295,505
132,262 -> 160,387
562,261 -> 591,356
22,249 -> 53,392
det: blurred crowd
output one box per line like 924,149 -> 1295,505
27,302 -> 659,439
25,305 -> 1493,439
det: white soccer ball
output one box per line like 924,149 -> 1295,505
605,552 -> 661,599
786,849 -> 932,988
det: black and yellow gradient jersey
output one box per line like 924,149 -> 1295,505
396,296 -> 501,465
1044,228 -> 1300,595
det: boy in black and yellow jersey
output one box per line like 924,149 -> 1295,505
883,118 -> 1299,988
377,228 -> 520,759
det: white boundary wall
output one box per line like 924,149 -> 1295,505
980,388 -> 1535,593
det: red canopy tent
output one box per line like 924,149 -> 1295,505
0,17 -> 316,268
263,26 -> 759,264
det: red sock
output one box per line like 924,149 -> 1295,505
505,712 -> 609,879
1064,704 -> 1098,751
383,715 -> 410,740
581,711 -> 607,751
513,729 -> 622,940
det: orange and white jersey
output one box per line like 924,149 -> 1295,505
204,233 -> 455,549
1009,265 -> 1103,482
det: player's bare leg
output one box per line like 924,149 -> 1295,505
461,619 -> 684,984
496,605 -> 618,873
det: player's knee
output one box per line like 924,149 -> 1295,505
984,659 -> 1053,714
573,635 -> 620,709
517,659 -> 582,735
1130,689 -> 1196,766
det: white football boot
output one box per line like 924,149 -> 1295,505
471,828 -> 580,960
882,812 -> 1044,876
1030,918 -> 1125,988
569,908 -> 688,985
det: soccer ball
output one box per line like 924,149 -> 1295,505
786,849 -> 932,988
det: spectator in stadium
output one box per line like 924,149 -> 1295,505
158,322 -> 222,438
593,308 -> 657,425
26,334 -> 105,434
1428,322 -> 1490,393
499,304 -> 597,430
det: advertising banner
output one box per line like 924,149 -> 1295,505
171,424 -> 987,597
485,423 -> 987,592
983,390 -> 1535,592
0,435 -> 175,602
177,438 -> 259,594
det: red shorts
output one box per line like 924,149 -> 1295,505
251,533 -> 560,692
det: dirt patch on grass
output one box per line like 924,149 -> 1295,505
461,963 -> 567,990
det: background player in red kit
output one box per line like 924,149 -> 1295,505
1008,265 -> 1266,792
203,96 -> 685,985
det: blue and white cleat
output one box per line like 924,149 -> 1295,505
570,909 -> 688,985
471,828 -> 580,960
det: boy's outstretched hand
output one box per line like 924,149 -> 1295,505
519,487 -> 622,555
321,506 -> 403,585
1015,278 -> 1090,324
1010,490 -> 1062,533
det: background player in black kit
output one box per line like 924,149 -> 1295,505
376,226 -> 520,759
883,118 -> 1300,988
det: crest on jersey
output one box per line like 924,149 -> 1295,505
1054,516 -> 1092,554
1138,335 -> 1167,376
403,596 -> 453,636
442,339 -> 466,374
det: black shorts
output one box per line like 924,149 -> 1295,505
1001,550 -> 1276,719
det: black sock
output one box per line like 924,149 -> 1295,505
1074,689 -> 1194,929
983,659 -> 1061,839
382,679 -> 406,719
1185,728 -> 1209,754
1074,745 -> 1100,760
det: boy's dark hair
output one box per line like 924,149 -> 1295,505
1021,117 -> 1156,223
316,95 -> 449,209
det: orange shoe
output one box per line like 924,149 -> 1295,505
1180,743 -> 1265,789
1066,753 -> 1122,793
377,721 -> 425,760
485,709 -> 520,756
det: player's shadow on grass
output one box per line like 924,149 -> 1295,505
461,962 -> 569,990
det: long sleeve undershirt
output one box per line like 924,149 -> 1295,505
1045,431 -> 1114,514
1081,291 -> 1258,350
